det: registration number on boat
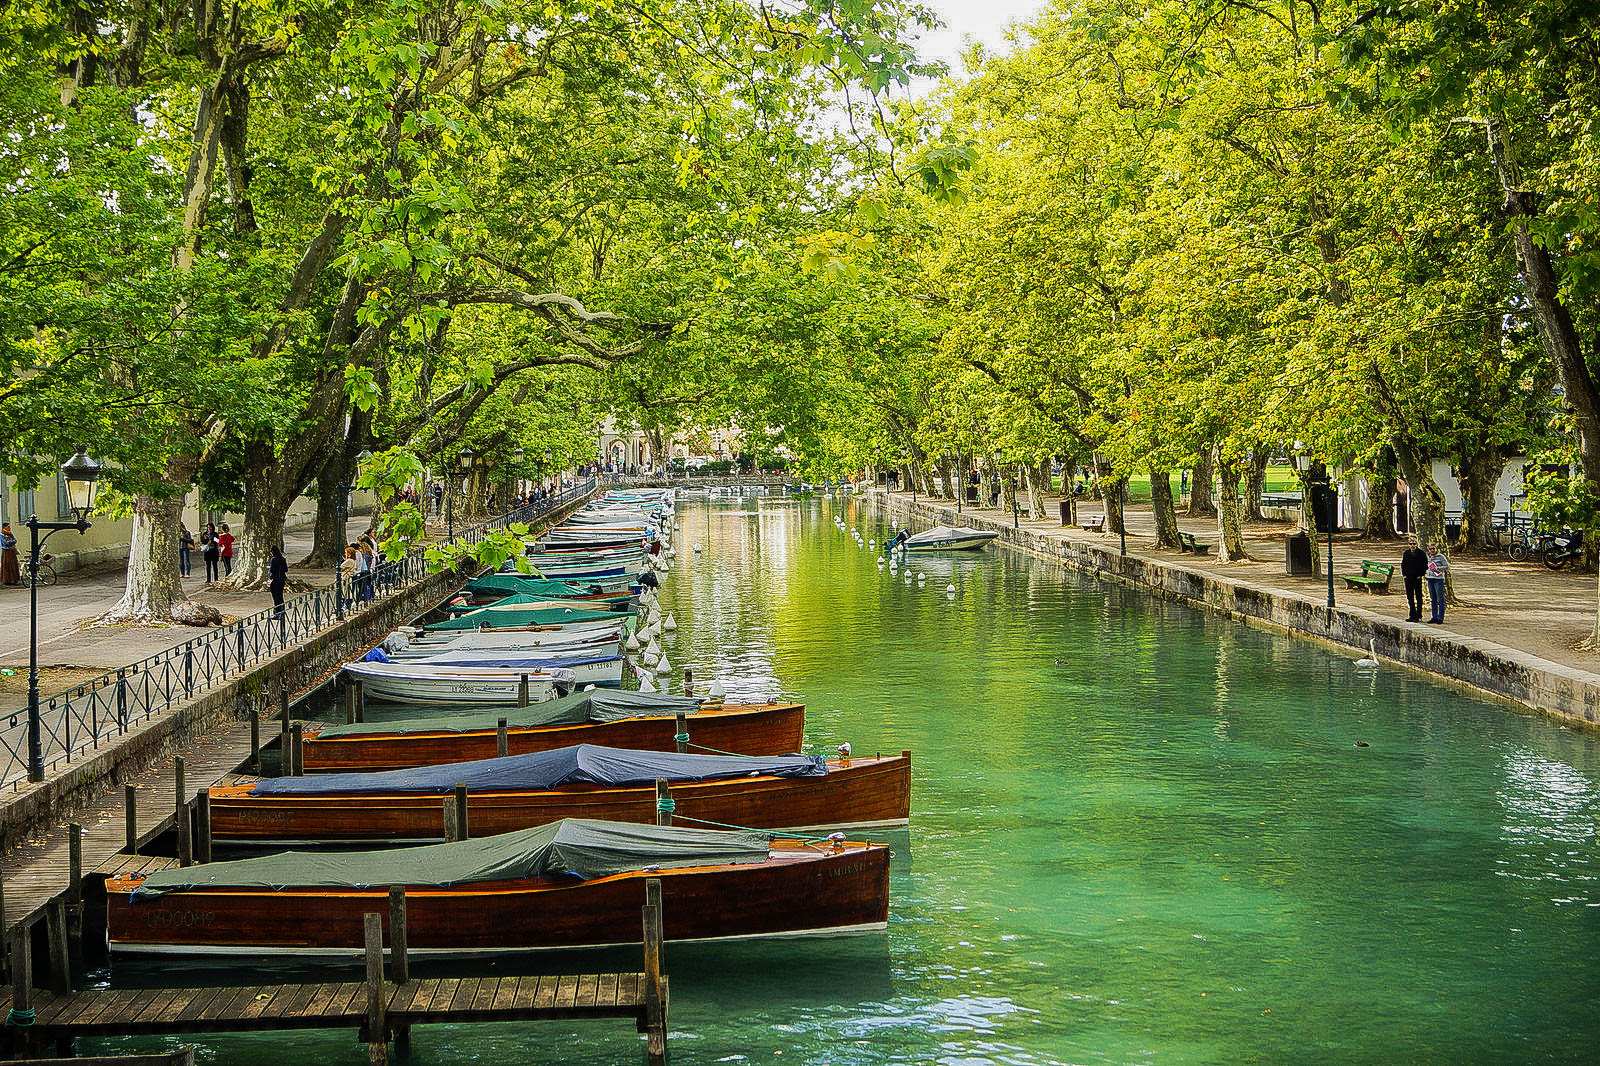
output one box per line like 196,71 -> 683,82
144,910 -> 215,928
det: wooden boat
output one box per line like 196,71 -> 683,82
209,747 -> 912,844
898,525 -> 1000,552
446,594 -> 635,618
107,819 -> 889,956
391,627 -> 626,660
341,661 -> 579,704
421,603 -> 631,633
301,696 -> 807,773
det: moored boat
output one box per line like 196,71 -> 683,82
106,819 -> 889,956
389,626 -> 626,660
300,692 -> 807,772
898,525 -> 1000,552
341,661 -> 579,704
208,745 -> 911,844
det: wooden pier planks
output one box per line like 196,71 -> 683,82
2,720 -> 260,931
0,975 -> 651,1038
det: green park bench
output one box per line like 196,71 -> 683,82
1177,531 -> 1212,555
1341,559 -> 1394,593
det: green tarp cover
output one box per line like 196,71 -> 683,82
423,603 -> 628,632
315,690 -> 705,738
130,818 -> 772,897
465,575 -> 631,596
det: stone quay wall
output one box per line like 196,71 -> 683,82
872,492 -> 1600,731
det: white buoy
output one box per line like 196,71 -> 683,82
658,654 -> 672,673
625,632 -> 640,651
693,542 -> 703,553
708,680 -> 726,700
638,674 -> 657,693
1356,639 -> 1379,668
946,583 -> 956,594
918,572 -> 927,581
663,612 -> 677,631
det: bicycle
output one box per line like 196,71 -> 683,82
24,553 -> 57,586
1506,523 -> 1541,562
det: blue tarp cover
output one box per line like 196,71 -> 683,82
249,744 -> 825,795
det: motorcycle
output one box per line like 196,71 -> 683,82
1542,528 -> 1584,570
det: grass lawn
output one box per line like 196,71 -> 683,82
1052,465 -> 1302,502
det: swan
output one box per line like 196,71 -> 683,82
1356,639 -> 1379,669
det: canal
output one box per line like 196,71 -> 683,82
96,495 -> 1600,1064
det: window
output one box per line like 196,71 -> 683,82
0,474 -> 7,523
57,472 -> 70,519
17,484 -> 34,521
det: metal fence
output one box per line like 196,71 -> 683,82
0,478 -> 597,792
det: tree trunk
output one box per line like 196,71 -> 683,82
98,490 -> 189,624
1187,447 -> 1216,516
307,458 -> 347,567
1150,467 -> 1181,548
978,458 -> 997,509
1216,455 -> 1249,561
1300,463 -> 1325,579
1104,477 -> 1127,535
954,454 -> 968,506
1456,447 -> 1505,552
1243,448 -> 1268,521
231,465 -> 300,588
999,468 -> 1017,518
937,458 -> 953,500
1024,460 -> 1047,520
1364,476 -> 1398,539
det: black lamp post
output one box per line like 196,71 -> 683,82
1010,477 -> 1020,529
27,446 -> 102,782
1119,477 -> 1128,557
510,447 -> 526,517
452,447 -> 475,539
1322,476 -> 1336,608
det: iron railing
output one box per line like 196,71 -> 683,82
0,478 -> 597,792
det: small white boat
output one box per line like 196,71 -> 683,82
391,628 -> 626,660
899,526 -> 1000,552
342,662 -> 578,704
415,651 -> 625,688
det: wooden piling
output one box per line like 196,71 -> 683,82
496,718 -> 509,757
345,683 -> 358,724
643,876 -> 666,1065
655,779 -> 672,826
364,912 -> 388,1066
174,756 -> 185,818
124,785 -> 138,854
11,923 -> 33,1021
355,679 -> 366,723
454,784 -> 469,841
46,899 -> 70,994
517,673 -> 530,706
279,687 -> 290,722
250,708 -> 261,773
388,887 -> 409,985
176,802 -> 192,869
196,790 -> 213,865
675,713 -> 688,754
67,823 -> 83,904
290,723 -> 304,776
278,718 -> 290,777
442,797 -> 460,843
683,667 -> 694,698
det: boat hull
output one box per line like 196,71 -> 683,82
302,702 -> 807,773
209,753 -> 910,844
905,533 -> 998,551
107,841 -> 889,956
341,664 -> 575,704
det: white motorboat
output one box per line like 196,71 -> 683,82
414,651 -> 625,688
342,661 -> 578,704
897,526 -> 1000,552
390,627 -> 626,660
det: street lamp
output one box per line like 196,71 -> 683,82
450,447 -> 474,539
28,446 -> 102,782
1119,476 -> 1127,557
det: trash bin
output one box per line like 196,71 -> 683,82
1286,532 -> 1313,575
1059,500 -> 1071,527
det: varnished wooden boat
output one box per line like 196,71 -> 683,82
209,750 -> 911,844
301,701 -> 807,773
106,823 -> 889,956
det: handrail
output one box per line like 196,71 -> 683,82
0,478 -> 597,792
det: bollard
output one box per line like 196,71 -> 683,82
496,718 -> 509,758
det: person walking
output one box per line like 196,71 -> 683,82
1426,542 -> 1450,624
178,523 -> 195,578
0,523 -> 20,586
218,523 -> 235,577
201,523 -> 220,584
1400,536 -> 1428,622
268,544 -> 288,614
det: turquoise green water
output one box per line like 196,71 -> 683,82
95,496 -> 1600,1063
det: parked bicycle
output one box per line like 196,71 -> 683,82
1541,528 -> 1583,570
24,553 -> 57,586
1506,523 -> 1543,562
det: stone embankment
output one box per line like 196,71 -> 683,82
874,492 -> 1600,730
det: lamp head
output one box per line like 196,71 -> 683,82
59,445 -> 103,520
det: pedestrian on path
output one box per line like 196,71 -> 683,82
219,523 -> 235,577
0,523 -> 19,586
1426,542 -> 1450,624
201,523 -> 220,583
1400,536 -> 1428,622
178,523 -> 195,577
268,545 -> 288,615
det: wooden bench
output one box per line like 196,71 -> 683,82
1177,531 -> 1212,555
1341,559 -> 1394,592
1080,515 -> 1105,533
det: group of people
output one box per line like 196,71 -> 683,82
340,534 -> 382,604
1400,537 -> 1451,624
178,522 -> 234,583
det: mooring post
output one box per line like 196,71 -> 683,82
682,667 -> 694,698
496,717 -> 509,758
10,924 -> 33,1037
290,722 -> 304,776
442,797 -> 459,843
517,673 -> 530,707
124,784 -> 138,854
642,876 -> 666,1066
67,823 -> 83,904
174,756 -> 185,819
46,900 -> 69,994
355,679 -> 366,723
345,683 -> 357,724
250,708 -> 261,773
176,798 -> 193,868
454,784 -> 469,841
364,912 -> 388,1066
196,790 -> 212,865
655,779 -> 672,826
674,713 -> 688,754
278,718 -> 290,776
279,687 -> 289,722
388,887 -> 409,984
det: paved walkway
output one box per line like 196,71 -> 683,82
895,491 -> 1600,676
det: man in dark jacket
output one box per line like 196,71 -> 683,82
1400,536 -> 1428,622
